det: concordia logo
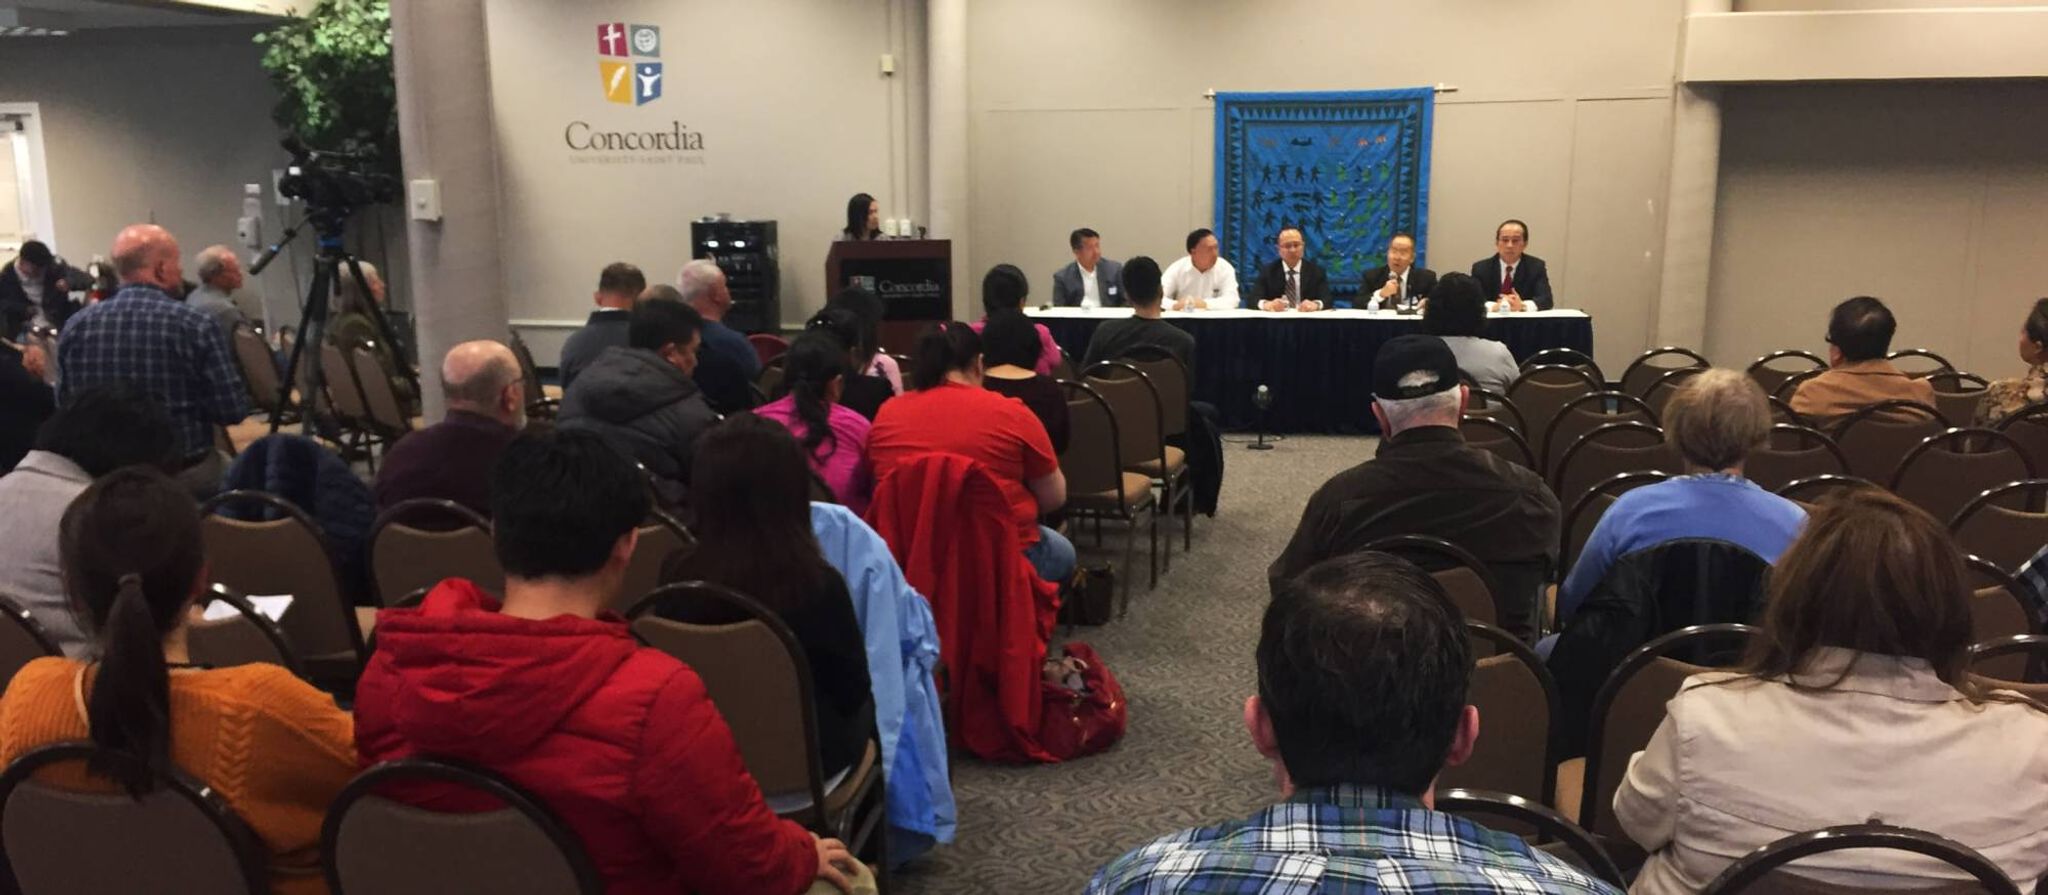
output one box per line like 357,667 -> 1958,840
597,21 -> 662,106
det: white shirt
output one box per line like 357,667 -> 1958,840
1160,255 -> 1241,310
1078,264 -> 1101,310
1365,267 -> 1412,311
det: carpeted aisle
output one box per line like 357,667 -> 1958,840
892,435 -> 1376,895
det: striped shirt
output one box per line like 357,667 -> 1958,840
57,284 -> 249,457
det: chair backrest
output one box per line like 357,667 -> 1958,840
1885,348 -> 1957,379
1051,347 -> 1077,382
320,339 -> 372,424
1744,425 -> 1849,493
1969,634 -> 2048,700
1774,473 -> 1881,508
1553,421 -> 1681,510
199,490 -> 365,671
1541,391 -> 1655,477
1968,575 -> 2035,681
368,499 -> 503,607
1619,347 -> 1709,398
1641,365 -> 1707,418
1434,788 -> 1626,889
1774,367 -> 1827,403
747,332 -> 790,366
1949,479 -> 2048,570
1465,387 -> 1528,435
1439,623 -> 1560,808
1559,471 -> 1672,585
1083,362 -> 1167,470
0,595 -> 60,694
187,585 -> 304,676
1359,535 -> 1501,629
1832,400 -> 1949,480
231,325 -> 284,411
506,332 -> 551,414
1460,415 -> 1535,471
1059,381 -> 1132,500
1746,350 -> 1828,399
1506,365 -> 1602,449
1581,624 -> 1758,839
1766,395 -> 1806,428
1889,428 -> 2035,526
323,758 -> 602,895
1994,403 -> 2048,479
1699,823 -> 2021,895
614,511 -> 695,613
755,362 -> 785,398
1522,348 -> 1604,385
351,344 -> 412,435
625,582 -> 827,812
1930,373 -> 1990,426
1118,347 -> 1191,437
1,743 -> 269,895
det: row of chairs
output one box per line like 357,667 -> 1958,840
228,323 -> 419,468
1054,351 -> 1197,616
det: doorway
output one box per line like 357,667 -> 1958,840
0,104 -> 56,258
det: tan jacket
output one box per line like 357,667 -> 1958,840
1615,649 -> 2048,894
1788,359 -> 1937,428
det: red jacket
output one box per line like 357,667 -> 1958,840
864,452 -> 1061,762
353,579 -> 817,895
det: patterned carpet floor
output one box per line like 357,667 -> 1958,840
892,435 -> 1375,895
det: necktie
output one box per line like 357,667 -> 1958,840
1285,268 -> 1299,305
1502,265 -> 1515,296
1396,272 -> 1406,305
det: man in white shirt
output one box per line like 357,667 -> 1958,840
1356,233 -> 1437,311
1051,227 -> 1125,308
1160,228 -> 1240,311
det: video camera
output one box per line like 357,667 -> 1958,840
276,135 -> 400,216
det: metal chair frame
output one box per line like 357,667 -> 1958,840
1578,623 -> 1759,836
367,499 -> 498,607
1559,471 -> 1673,585
1700,823 -> 2020,895
1460,414 -> 1536,471
1060,379 -> 1161,614
1619,347 -> 1709,398
1435,788 -> 1627,888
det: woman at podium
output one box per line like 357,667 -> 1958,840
841,192 -> 882,241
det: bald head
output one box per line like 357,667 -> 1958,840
112,224 -> 182,290
439,340 -> 523,423
677,259 -> 730,319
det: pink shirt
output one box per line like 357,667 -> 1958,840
968,318 -> 1062,377
754,396 -> 873,515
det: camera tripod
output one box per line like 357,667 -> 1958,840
254,213 -> 418,440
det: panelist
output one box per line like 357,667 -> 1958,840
1051,228 -> 1124,308
840,192 -> 882,241
1252,227 -> 1329,312
1357,232 -> 1435,311
1160,229 -> 1240,311
1470,219 -> 1553,311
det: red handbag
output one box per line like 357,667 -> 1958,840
1036,642 -> 1127,760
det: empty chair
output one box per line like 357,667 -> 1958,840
1831,400 -> 1948,481
323,758 -> 603,895
1967,571 -> 2034,682
0,595 -> 59,694
1619,347 -> 1709,399
1552,421 -> 1682,511
1746,350 -> 1827,400
231,324 -> 293,422
1438,622 -> 1559,807
1060,381 -> 1159,611
368,499 -> 504,607
1765,395 -> 1805,427
187,584 -> 304,676
1089,361 -> 1193,560
1522,347 -> 1604,385
321,338 -> 381,461
1888,428 -> 2033,526
1700,825 -> 2022,895
1949,480 -> 2048,571
1118,346 -> 1198,552
1506,365 -> 1601,451
1558,471 -> 1670,587
1461,414 -> 1534,471
1995,403 -> 2048,475
1434,788 -> 1627,888
1886,347 -> 1956,379
1641,366 -> 1706,418
1775,473 -> 1880,507
1465,387 -> 1528,435
350,344 -> 415,441
1743,424 -> 1848,493
1540,391 -> 1655,477
1928,371 -> 1991,427
506,332 -> 560,420
1361,535 -> 1501,631
200,490 -> 367,689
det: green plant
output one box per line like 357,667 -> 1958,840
254,0 -> 398,180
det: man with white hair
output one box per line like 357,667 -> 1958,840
1268,334 -> 1559,639
677,258 -> 760,413
186,244 -> 251,342
372,339 -> 525,515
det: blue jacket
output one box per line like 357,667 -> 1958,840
809,502 -> 955,864
223,434 -> 377,599
1559,474 -> 1805,623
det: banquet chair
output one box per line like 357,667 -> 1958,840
1830,400 -> 1948,481
1522,348 -> 1604,386
1885,347 -> 1956,379
1117,347 -> 1198,552
1774,368 -> 1826,403
1086,362 -> 1190,569
1466,387 -> 1529,436
1746,350 -> 1827,401
1641,366 -> 1706,419
1619,347 -> 1708,399
0,595 -> 59,696
1774,474 -> 1881,509
1888,428 -> 2032,527
187,584 -> 304,676
323,758 -> 603,895
1059,381 -> 1159,610
1541,391 -> 1654,478
1969,635 -> 2048,700
1360,535 -> 1501,631
1929,371 -> 1990,426
368,499 -> 503,607
1462,415 -> 1536,471
200,490 -> 367,692
507,332 -> 560,420
1435,789 -> 1627,888
614,509 -> 696,613
1559,471 -> 1671,586
1438,622 -> 1561,811
1507,366 -> 1601,452
1552,422 -> 1682,512
1949,480 -> 2048,572
1995,404 -> 2048,480
1699,824 -> 2019,895
1744,425 -> 1849,494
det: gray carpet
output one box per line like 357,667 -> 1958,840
893,435 -> 1376,895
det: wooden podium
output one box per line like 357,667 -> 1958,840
825,238 -> 952,353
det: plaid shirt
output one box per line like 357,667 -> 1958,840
57,284 -> 249,458
1088,785 -> 1622,894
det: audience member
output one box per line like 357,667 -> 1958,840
1421,272 -> 1519,394
1789,295 -> 1935,427
1051,227 -> 1123,308
661,415 -> 876,787
356,429 -> 863,895
967,264 -> 1060,375
980,309 -> 1069,454
326,259 -> 418,412
559,298 -> 718,506
0,384 -> 177,656
0,239 -> 83,331
869,322 -> 1074,584
0,466 -> 356,895
1081,256 -> 1196,371
557,261 -> 646,390
1555,369 -> 1805,623
1269,334 -> 1559,639
185,244 -> 252,343
825,287 -> 902,393
1088,552 -> 1620,894
806,305 -> 896,420
679,259 -> 762,414
754,331 -> 873,513
56,223 -> 249,496
373,340 -> 525,515
0,332 -> 54,472
1616,488 -> 2048,892
1974,296 -> 2048,426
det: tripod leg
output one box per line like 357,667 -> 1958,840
274,260 -> 333,435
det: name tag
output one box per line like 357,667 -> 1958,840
1108,286 -> 1118,295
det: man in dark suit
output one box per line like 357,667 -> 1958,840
1050,227 -> 1124,308
1470,219 -> 1553,311
1355,232 -> 1436,310
1252,226 -> 1331,312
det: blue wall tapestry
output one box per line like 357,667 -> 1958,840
1214,88 -> 1433,305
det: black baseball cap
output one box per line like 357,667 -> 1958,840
1373,335 -> 1461,400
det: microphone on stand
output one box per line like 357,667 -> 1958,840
1249,384 -> 1275,451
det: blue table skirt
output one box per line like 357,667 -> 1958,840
1036,312 -> 1594,434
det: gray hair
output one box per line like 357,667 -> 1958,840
195,245 -> 237,284
676,259 -> 724,304
1375,388 -> 1462,434
334,260 -> 382,313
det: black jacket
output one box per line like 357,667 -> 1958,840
1251,258 -> 1331,306
0,257 -> 83,333
0,341 -> 54,473
1470,254 -> 1554,311
558,346 -> 719,505
1357,265 -> 1438,307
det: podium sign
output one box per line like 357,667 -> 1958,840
826,239 -> 952,351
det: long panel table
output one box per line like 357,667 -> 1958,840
1029,307 -> 1594,434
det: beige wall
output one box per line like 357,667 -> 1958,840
1705,82 -> 2048,380
964,0 -> 1680,374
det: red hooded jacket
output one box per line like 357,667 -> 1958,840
353,579 -> 818,895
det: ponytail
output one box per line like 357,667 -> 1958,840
908,322 -> 981,391
781,333 -> 849,455
59,467 -> 205,798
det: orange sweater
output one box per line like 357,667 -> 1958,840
0,658 -> 357,895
